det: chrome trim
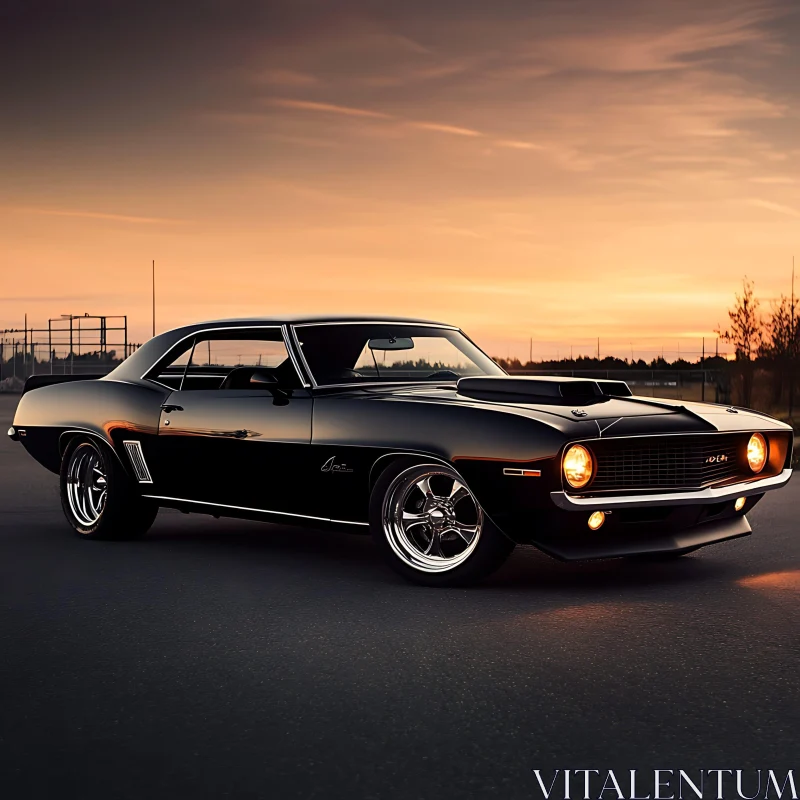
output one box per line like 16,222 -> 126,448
503,468 -> 541,477
66,441 -> 107,527
147,379 -> 174,391
179,337 -> 197,391
550,468 -> 793,510
289,323 -> 318,388
140,325 -> 307,389
381,464 -> 483,573
281,324 -> 311,387
568,429 -> 790,445
140,495 -> 368,526
311,380 -> 459,391
122,440 -> 153,483
291,321 -> 459,330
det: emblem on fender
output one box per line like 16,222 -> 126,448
571,409 -> 588,417
321,456 -> 353,474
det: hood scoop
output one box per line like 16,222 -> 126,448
456,376 -> 632,405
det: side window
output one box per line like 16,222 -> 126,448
190,339 -> 289,370
151,341 -> 194,390
182,331 -> 299,391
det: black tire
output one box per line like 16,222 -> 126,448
60,437 -> 158,540
370,460 -> 515,587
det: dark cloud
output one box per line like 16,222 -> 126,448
1,0 -> 795,145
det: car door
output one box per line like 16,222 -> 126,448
154,329 -> 313,516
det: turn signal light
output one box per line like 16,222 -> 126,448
747,433 -> 767,474
588,511 -> 605,530
563,444 -> 593,489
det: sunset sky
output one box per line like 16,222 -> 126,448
1,0 -> 799,361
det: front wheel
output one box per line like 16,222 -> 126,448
370,462 -> 515,586
60,437 -> 157,539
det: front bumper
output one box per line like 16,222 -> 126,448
550,468 -> 792,510
532,511 -> 752,561
521,471 -> 793,559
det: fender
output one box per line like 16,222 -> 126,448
367,450 -> 520,543
58,428 -> 134,479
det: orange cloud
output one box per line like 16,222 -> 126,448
748,198 -> 800,218
268,98 -> 393,119
4,207 -> 188,225
409,121 -> 483,137
1,0 -> 798,358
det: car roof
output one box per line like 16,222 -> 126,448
180,315 -> 453,326
107,315 -> 458,383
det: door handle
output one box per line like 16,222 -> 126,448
161,404 -> 184,413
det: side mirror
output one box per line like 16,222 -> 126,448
249,369 -> 279,387
250,369 -> 291,404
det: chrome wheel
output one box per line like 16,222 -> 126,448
66,444 -> 108,528
383,466 -> 483,573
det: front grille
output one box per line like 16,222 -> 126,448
582,434 -> 747,494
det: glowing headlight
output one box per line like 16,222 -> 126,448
563,444 -> 593,489
747,433 -> 767,474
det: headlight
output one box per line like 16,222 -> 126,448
563,444 -> 593,489
747,433 -> 767,474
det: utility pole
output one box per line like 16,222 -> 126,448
529,337 -> 532,366
152,259 -> 156,338
701,337 -> 705,402
790,256 -> 795,418
596,337 -> 600,360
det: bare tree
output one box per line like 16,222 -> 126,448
759,295 -> 794,405
716,277 -> 762,408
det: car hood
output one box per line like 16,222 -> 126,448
342,384 -> 790,436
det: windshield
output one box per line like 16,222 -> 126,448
294,324 -> 505,385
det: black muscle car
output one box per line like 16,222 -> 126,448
9,316 -> 794,586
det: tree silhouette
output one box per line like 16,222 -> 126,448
759,293 -> 799,415
715,277 -> 762,407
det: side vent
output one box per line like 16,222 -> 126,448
123,440 -> 153,483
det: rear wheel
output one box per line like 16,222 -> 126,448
370,461 -> 515,586
60,437 -> 157,539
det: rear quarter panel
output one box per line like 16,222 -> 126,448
13,379 -> 167,475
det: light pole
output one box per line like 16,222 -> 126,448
152,259 -> 156,338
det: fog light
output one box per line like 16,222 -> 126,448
747,432 -> 767,474
588,511 -> 605,530
7,426 -> 15,438
735,496 -> 746,512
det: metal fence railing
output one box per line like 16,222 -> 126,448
0,315 -> 142,392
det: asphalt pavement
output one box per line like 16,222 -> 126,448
1,393 -> 798,800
